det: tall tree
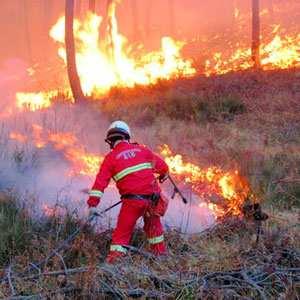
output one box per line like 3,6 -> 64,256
251,0 -> 260,68
65,0 -> 85,101
89,0 -> 96,13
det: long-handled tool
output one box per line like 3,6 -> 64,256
1,200 -> 122,283
36,200 -> 123,269
167,175 -> 188,204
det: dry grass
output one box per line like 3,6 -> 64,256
0,199 -> 299,298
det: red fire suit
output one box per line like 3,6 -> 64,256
87,141 -> 169,263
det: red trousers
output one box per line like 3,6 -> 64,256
107,199 -> 166,263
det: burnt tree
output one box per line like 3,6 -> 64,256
65,0 -> 85,101
252,0 -> 260,68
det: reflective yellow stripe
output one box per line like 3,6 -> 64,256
110,245 -> 127,253
88,189 -> 103,198
148,235 -> 164,244
113,163 -> 152,181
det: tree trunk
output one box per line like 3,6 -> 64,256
168,0 -> 175,36
89,0 -> 96,13
65,0 -> 85,101
251,0 -> 260,68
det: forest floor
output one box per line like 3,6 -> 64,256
0,69 -> 299,298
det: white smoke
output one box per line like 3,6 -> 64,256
0,59 -> 215,234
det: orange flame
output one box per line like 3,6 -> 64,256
50,8 -> 195,96
10,125 -> 104,176
16,1 -> 196,110
15,3 -> 300,110
9,127 -> 252,219
160,144 -> 251,218
9,132 -> 28,143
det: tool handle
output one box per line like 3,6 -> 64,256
93,200 -> 122,217
168,175 -> 188,204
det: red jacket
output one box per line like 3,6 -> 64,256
88,141 -> 169,207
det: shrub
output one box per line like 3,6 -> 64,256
100,85 -> 246,125
0,194 -> 33,266
259,155 -> 300,209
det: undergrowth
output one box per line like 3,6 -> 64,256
0,194 -> 33,266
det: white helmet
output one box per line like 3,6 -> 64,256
106,121 -> 131,143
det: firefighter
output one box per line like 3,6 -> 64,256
87,121 -> 169,263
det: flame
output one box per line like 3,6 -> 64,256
261,34 -> 300,68
49,4 -> 195,96
15,0 -> 300,110
204,21 -> 300,76
9,132 -> 28,143
204,33 -> 300,76
9,125 -> 103,176
31,124 -> 47,148
160,144 -> 251,218
16,91 -> 59,111
9,126 -> 253,219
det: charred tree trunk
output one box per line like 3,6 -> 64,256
65,0 -> 85,101
251,0 -> 260,68
168,0 -> 175,36
89,0 -> 96,13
